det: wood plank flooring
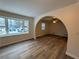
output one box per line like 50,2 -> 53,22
0,35 -> 73,59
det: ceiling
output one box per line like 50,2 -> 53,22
0,0 -> 78,17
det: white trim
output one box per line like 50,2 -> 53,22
66,52 -> 79,59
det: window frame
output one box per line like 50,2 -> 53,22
0,16 -> 29,37
0,16 -> 7,35
23,20 -> 29,33
41,22 -> 46,31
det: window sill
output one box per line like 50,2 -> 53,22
0,32 -> 29,38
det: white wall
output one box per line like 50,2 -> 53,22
35,2 -> 79,59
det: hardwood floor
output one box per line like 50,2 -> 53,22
0,35 -> 73,59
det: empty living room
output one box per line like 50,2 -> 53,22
0,0 -> 79,59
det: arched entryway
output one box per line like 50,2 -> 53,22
34,16 -> 69,58
35,16 -> 68,38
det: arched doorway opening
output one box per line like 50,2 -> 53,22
35,16 -> 69,58
35,16 -> 68,38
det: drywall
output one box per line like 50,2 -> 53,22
35,2 -> 79,59
0,11 -> 34,47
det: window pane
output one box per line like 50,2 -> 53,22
41,23 -> 45,30
0,17 -> 5,26
24,20 -> 29,26
23,27 -> 29,33
0,27 -> 6,35
8,19 -> 23,34
24,20 -> 29,33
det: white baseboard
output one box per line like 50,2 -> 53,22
66,52 -> 79,59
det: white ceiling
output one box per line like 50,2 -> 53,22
0,0 -> 78,17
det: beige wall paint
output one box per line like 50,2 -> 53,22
35,2 -> 79,59
49,20 -> 68,37
0,11 -> 34,47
